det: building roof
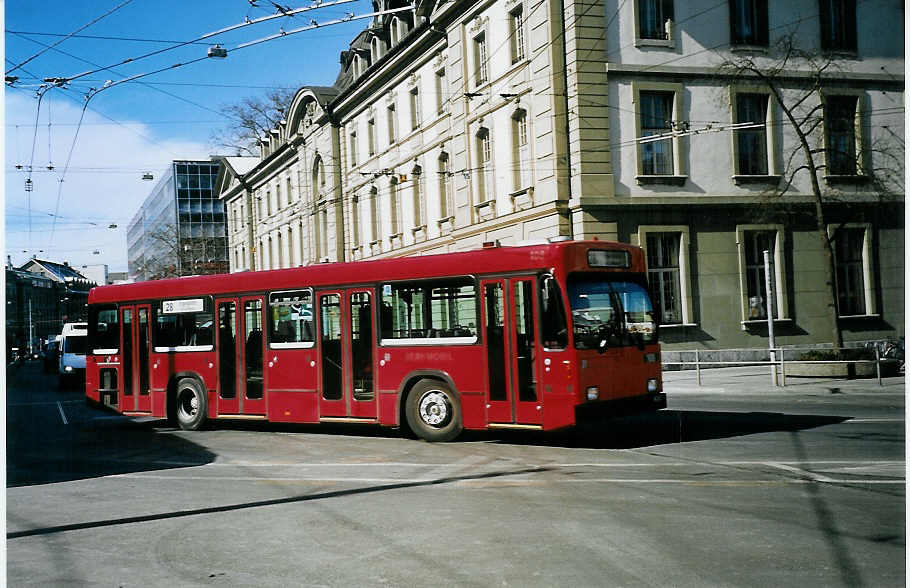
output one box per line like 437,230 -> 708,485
221,156 -> 259,176
18,259 -> 91,284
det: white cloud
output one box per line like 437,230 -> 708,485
5,90 -> 214,272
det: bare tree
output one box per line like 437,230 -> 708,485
211,87 -> 297,156
719,34 -> 904,350
141,223 -> 229,280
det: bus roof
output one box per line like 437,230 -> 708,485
89,240 -> 643,305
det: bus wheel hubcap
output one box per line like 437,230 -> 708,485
419,392 -> 448,427
183,392 -> 197,416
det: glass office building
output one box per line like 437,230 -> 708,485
127,160 -> 227,281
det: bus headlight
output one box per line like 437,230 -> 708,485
647,378 -> 658,393
586,386 -> 599,401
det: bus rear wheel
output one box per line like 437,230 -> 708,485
175,377 -> 207,431
406,380 -> 462,442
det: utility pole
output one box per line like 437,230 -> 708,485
764,250 -> 777,386
28,299 -> 34,355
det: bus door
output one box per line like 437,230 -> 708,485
509,278 -> 541,424
318,289 -> 378,420
215,298 -> 239,414
119,306 -> 134,411
118,304 -> 152,413
481,278 -> 542,425
318,291 -> 345,417
347,289 -> 376,419
135,305 -> 152,412
240,296 -> 266,415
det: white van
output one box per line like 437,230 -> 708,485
59,322 -> 88,386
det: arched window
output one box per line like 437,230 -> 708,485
391,17 -> 401,45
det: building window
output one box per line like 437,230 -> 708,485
476,127 -> 493,203
286,177 -> 294,204
390,17 -> 401,45
387,102 -> 397,144
730,0 -> 768,46
638,0 -> 673,40
473,32 -> 489,86
410,86 -> 421,130
825,95 -> 859,175
435,67 -> 446,114
833,226 -> 869,316
389,178 -> 400,235
819,0 -> 856,52
639,226 -> 693,325
639,90 -> 675,175
744,230 -> 774,320
512,109 -> 530,190
736,225 -> 787,322
510,7 -> 526,63
277,230 -> 284,268
369,186 -> 379,243
312,156 -> 322,201
276,183 -> 283,210
320,209 -> 329,259
367,117 -> 377,156
438,151 -> 453,219
734,93 -> 769,175
349,132 -> 357,168
412,163 -> 425,228
646,233 -> 682,324
351,193 -> 361,247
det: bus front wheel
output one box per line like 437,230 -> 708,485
406,380 -> 462,442
175,377 -> 207,431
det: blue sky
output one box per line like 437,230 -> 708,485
5,0 -> 374,271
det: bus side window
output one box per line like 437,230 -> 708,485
540,275 -> 568,349
268,289 -> 315,347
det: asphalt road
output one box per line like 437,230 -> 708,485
6,361 -> 905,587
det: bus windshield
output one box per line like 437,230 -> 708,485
567,276 -> 657,349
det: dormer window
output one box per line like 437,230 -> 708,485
371,35 -> 384,62
390,17 -> 401,45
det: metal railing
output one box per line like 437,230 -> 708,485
662,346 -> 897,387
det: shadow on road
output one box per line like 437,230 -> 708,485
7,363 -> 216,488
465,410 -> 851,449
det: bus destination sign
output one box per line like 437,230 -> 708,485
587,249 -> 631,268
162,298 -> 205,314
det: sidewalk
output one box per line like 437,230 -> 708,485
662,365 -> 906,395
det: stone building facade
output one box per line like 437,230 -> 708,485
217,0 -> 904,350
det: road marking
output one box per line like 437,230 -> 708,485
8,399 -> 84,407
847,418 -> 905,423
765,462 -> 837,482
84,458 -> 907,469
56,402 -> 68,425
103,473 -> 905,486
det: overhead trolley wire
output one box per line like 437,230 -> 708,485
5,0 -> 134,76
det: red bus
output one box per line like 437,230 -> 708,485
85,239 -> 664,441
